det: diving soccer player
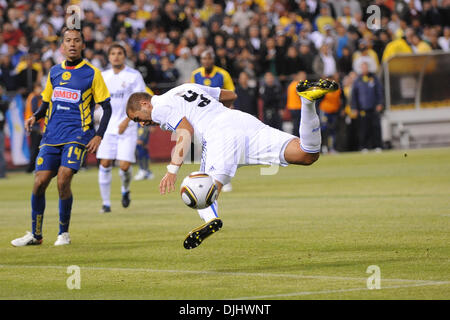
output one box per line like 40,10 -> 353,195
11,27 -> 112,246
126,79 -> 338,249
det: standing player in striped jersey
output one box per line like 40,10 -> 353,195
96,43 -> 147,213
11,27 -> 112,246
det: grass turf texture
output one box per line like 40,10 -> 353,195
0,148 -> 449,300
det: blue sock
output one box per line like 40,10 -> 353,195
31,194 -> 46,240
59,196 -> 73,235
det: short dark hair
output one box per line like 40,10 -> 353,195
126,92 -> 152,117
107,43 -> 127,57
61,26 -> 85,43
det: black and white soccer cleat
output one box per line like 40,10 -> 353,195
183,218 -> 223,249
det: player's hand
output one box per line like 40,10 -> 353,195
25,116 -> 36,133
160,172 -> 177,195
86,135 -> 102,153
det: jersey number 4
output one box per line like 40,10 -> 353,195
182,90 -> 211,107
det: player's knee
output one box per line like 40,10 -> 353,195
289,152 -> 319,166
33,175 -> 51,195
119,162 -> 131,171
284,139 -> 320,166
303,153 -> 320,165
56,173 -> 72,197
100,159 -> 113,168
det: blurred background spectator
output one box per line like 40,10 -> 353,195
313,43 -> 337,78
260,72 -> 283,130
175,47 -> 199,85
234,71 -> 258,117
318,73 -> 344,153
286,71 -> 306,137
24,82 -> 42,173
351,62 -> 384,152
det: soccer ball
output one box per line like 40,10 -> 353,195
180,172 -> 218,209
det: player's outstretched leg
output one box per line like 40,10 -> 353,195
283,79 -> 339,165
297,79 -> 338,152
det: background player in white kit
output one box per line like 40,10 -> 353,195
96,43 -> 146,213
126,79 -> 338,248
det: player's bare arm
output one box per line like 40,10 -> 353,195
118,117 -> 130,134
219,89 -> 237,108
160,117 -> 194,195
26,101 -> 49,133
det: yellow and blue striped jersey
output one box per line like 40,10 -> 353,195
41,59 -> 110,147
190,66 -> 235,91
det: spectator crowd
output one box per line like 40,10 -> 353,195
1,0 -> 450,173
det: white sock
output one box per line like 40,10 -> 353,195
119,167 -> 132,194
300,96 -> 321,153
197,200 -> 219,222
98,165 -> 112,207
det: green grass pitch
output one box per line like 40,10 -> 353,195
0,148 -> 449,299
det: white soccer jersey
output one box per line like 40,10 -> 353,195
151,83 -> 296,179
150,83 -> 231,139
102,66 -> 147,136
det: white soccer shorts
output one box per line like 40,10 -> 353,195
200,111 -> 296,179
96,133 -> 137,163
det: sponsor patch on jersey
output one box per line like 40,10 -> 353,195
52,87 -> 81,103
56,104 -> 70,111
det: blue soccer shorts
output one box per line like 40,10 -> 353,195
35,143 -> 87,173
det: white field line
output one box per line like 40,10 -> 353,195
231,281 -> 450,300
0,264 -> 444,284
